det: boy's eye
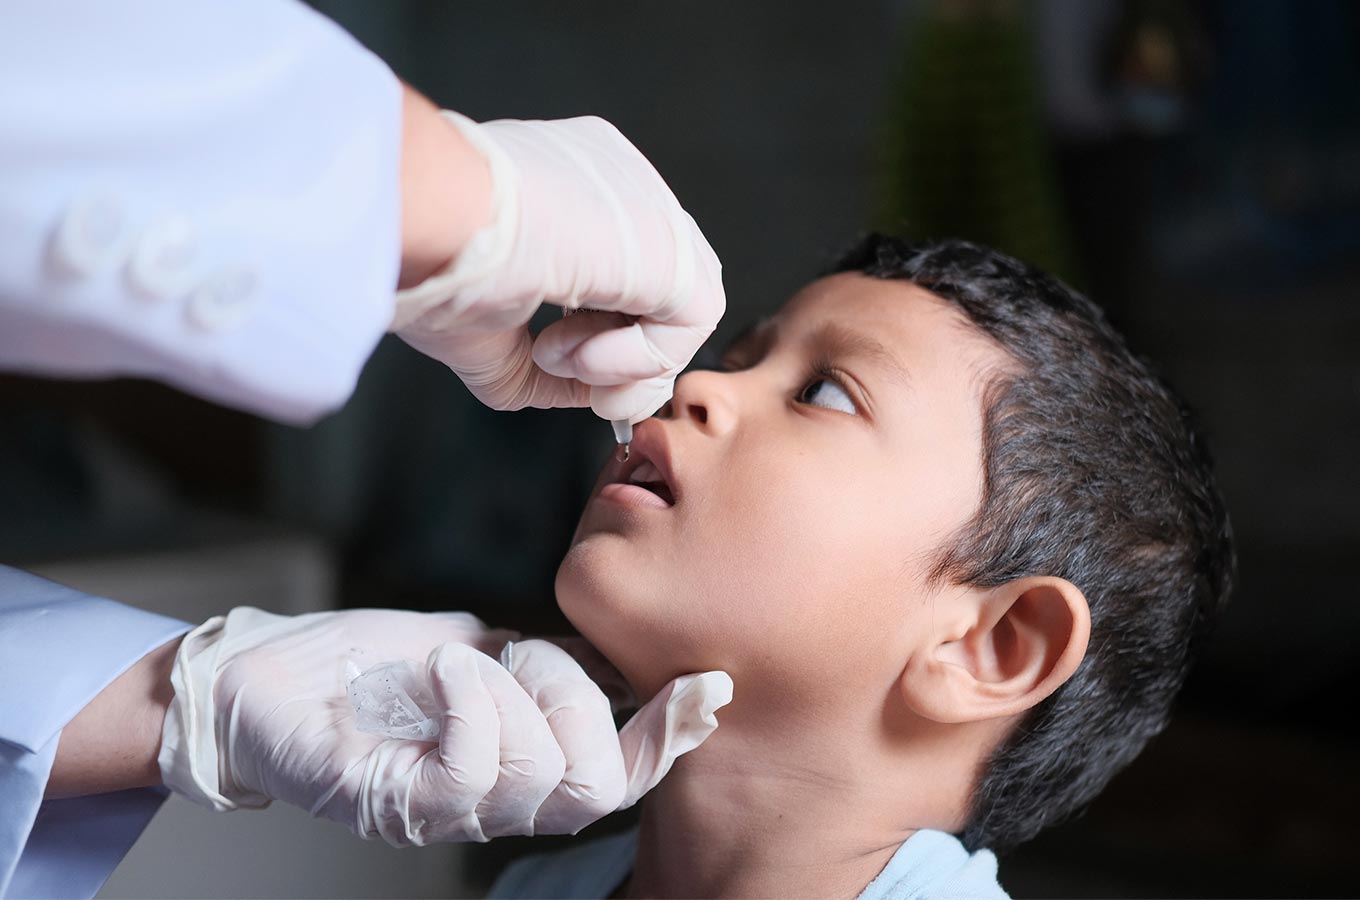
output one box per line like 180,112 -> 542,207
798,375 -> 856,415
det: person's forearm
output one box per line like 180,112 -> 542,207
45,635 -> 182,799
397,85 -> 494,290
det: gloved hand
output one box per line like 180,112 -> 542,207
159,607 -> 732,845
392,113 -> 725,425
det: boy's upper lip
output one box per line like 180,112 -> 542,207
613,420 -> 680,505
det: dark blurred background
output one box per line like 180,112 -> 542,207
4,1 -> 1358,897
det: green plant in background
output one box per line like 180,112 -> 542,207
878,0 -> 1075,283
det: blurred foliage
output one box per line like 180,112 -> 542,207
878,0 -> 1075,282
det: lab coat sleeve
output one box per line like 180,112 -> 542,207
0,567 -> 191,900
0,0 -> 403,426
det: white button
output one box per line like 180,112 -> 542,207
50,192 -> 126,278
127,214 -> 196,301
187,265 -> 259,332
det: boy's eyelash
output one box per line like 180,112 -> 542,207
801,357 -> 860,412
807,355 -> 837,385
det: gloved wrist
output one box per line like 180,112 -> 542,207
392,111 -> 520,331
157,615 -> 270,812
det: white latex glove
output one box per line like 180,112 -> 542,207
393,113 -> 725,424
159,607 -> 732,845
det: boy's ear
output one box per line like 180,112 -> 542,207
899,577 -> 1091,724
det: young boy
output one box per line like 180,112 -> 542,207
491,235 -> 1234,898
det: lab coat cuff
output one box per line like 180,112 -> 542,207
0,567 -> 191,754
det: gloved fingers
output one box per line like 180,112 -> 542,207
500,639 -> 627,834
475,323 -> 592,410
541,636 -> 638,715
587,377 -> 674,426
531,215 -> 719,385
531,311 -> 634,381
535,302 -> 715,423
465,645 -> 567,839
404,642 -> 504,842
402,325 -> 592,411
349,737 -> 442,846
573,320 -> 713,385
534,309 -> 711,384
617,671 -> 733,810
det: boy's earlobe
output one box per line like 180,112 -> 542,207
900,577 -> 1091,724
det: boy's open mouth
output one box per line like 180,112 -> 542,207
609,424 -> 679,507
624,460 -> 674,505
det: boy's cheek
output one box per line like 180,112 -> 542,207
557,562 -> 908,721
554,475 -> 910,679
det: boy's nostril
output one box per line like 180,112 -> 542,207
689,404 -> 708,425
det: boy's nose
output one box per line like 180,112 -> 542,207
657,369 -> 737,436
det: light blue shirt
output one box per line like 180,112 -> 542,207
489,826 -> 1009,900
0,567 -> 190,899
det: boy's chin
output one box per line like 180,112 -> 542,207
555,540 -> 628,620
554,537 -> 665,623
555,548 -> 707,704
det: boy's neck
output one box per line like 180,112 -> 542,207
622,710 -> 957,900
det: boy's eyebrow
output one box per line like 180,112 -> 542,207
805,322 -> 911,386
720,319 -> 911,386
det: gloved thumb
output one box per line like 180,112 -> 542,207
616,671 -> 733,809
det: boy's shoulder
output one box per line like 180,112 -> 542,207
862,829 -> 1008,900
488,828 -> 1009,900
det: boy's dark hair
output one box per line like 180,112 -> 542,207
831,235 -> 1234,853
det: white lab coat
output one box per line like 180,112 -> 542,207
0,0 -> 401,426
1,1 -> 403,896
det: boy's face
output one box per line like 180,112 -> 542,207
557,273 -> 1010,710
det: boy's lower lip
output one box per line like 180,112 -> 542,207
598,482 -> 674,510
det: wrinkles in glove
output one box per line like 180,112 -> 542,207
159,608 -> 732,845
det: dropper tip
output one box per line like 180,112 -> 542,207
611,419 -> 632,462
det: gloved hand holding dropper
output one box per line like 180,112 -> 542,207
393,99 -> 725,443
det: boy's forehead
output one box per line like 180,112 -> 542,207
736,273 -> 995,374
782,272 -> 943,321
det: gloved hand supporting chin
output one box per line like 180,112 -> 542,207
158,607 -> 732,844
